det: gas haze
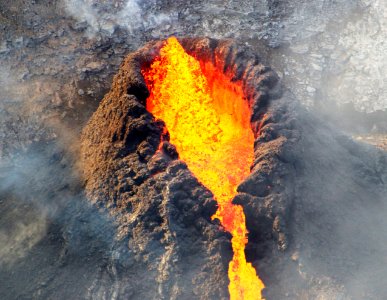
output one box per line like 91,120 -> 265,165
63,0 -> 175,37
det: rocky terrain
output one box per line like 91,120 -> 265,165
1,0 -> 387,299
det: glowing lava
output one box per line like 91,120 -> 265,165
142,37 -> 265,300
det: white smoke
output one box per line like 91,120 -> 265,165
63,0 -> 174,37
0,215 -> 48,265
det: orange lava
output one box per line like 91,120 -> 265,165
142,37 -> 265,300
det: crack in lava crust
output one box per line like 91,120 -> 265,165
142,37 -> 265,300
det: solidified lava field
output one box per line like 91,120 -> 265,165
1,1 -> 387,300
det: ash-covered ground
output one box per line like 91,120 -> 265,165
1,1 -> 387,299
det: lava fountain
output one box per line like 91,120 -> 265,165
142,37 -> 265,300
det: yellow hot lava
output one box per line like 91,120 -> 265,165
142,37 -> 265,300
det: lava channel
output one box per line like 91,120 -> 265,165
142,37 -> 265,300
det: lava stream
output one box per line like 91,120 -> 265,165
142,37 -> 265,300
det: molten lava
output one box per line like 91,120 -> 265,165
142,37 -> 265,300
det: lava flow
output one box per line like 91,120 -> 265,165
142,37 -> 265,300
